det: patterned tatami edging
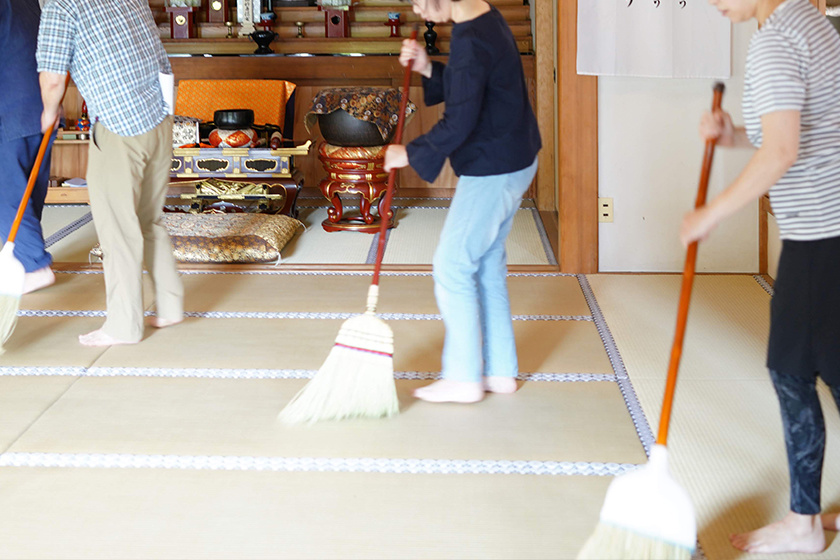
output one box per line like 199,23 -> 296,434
16,309 -> 593,322
0,452 -> 637,476
753,274 -> 774,296
53,270 -> 575,277
0,366 -> 614,383
44,212 -> 92,248
528,207 -> 559,267
577,275 -> 655,456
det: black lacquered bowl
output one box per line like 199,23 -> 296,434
214,109 -> 255,130
318,109 -> 391,147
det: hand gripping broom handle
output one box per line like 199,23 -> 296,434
371,26 -> 419,288
656,82 -> 724,447
7,73 -> 71,244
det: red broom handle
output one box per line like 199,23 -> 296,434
8,73 -> 70,244
656,82 -> 724,447
372,27 -> 419,287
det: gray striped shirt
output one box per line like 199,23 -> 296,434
743,0 -> 840,241
36,0 -> 172,137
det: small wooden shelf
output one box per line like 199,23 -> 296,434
46,187 -> 89,204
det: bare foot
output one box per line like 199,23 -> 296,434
78,329 -> 140,347
822,513 -> 840,531
413,380 -> 484,403
22,267 -> 55,294
484,376 -> 518,394
147,316 -> 183,328
729,511 -> 825,554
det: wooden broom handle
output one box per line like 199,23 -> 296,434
372,27 -> 419,287
656,82 -> 725,447
8,73 -> 71,244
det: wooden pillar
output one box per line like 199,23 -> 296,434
557,0 -> 598,273
534,0 -> 556,214
810,0 -> 826,14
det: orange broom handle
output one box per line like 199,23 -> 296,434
656,82 -> 724,447
372,27 -> 419,287
7,73 -> 71,244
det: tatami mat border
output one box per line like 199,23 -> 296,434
44,212 -> 92,248
15,309 -> 591,322
0,366 -> 614,382
52,270 -> 574,277
753,274 -> 774,296
365,230 -> 389,264
528,207 -> 559,266
577,275 -> 655,455
0,452 -> 638,476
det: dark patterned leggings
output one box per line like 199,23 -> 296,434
769,369 -> 840,515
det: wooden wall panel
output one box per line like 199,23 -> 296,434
811,0 -> 827,13
534,0 -> 556,212
168,55 -> 535,196
557,0 -> 598,273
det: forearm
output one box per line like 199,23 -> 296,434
706,144 -> 794,224
39,71 -> 66,124
730,126 -> 752,149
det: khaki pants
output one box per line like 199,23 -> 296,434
87,117 -> 183,341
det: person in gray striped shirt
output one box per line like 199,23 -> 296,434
36,0 -> 184,347
683,0 -> 840,554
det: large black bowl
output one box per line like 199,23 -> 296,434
214,109 -> 254,130
318,109 -> 391,147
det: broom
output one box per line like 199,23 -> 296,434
279,29 -> 418,424
0,82 -> 66,356
577,82 -> 725,560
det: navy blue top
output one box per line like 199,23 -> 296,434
0,0 -> 44,143
406,6 -> 541,182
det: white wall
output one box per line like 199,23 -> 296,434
598,21 -> 760,272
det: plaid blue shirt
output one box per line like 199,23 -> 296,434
36,0 -> 172,137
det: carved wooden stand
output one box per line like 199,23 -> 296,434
317,143 -> 393,233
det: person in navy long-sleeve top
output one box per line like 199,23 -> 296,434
385,0 -> 541,404
0,0 -> 56,293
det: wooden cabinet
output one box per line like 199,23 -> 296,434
48,0 -> 538,201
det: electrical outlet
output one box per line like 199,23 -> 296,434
598,197 -> 614,223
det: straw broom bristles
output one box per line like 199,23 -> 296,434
578,524 -> 692,560
576,445 -> 696,560
278,285 -> 399,424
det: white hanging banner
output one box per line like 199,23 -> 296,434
577,0 -> 731,79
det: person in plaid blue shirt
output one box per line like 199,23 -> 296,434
37,0 -> 183,347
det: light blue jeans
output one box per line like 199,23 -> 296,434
433,157 -> 539,383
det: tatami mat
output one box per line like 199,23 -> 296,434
1,205 -> 96,263
0,468 -> 610,560
19,272 -> 154,312
0,377 -> 76,450
280,207 -> 376,264
83,317 -> 612,375
381,208 -> 550,265
587,274 -> 770,382
588,274 -> 840,559
164,273 -> 589,317
38,201 -> 553,266
9,376 -> 644,464
0,316 -> 109,368
40,204 -> 90,239
47,220 -> 98,263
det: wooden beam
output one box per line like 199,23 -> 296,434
557,0 -> 598,273
759,195 -> 770,275
810,0 -> 827,14
534,0 -> 556,214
